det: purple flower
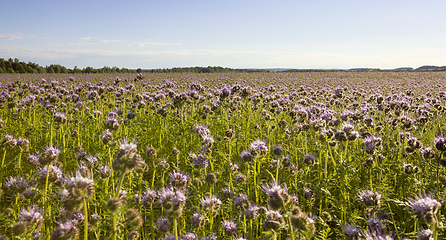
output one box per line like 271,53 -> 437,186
249,139 -> 268,156
221,220 -> 237,236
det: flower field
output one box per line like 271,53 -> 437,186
1,72 -> 446,239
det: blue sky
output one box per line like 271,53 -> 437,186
1,0 -> 446,69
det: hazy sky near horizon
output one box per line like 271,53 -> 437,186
1,0 -> 446,69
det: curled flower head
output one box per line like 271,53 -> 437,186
249,139 -> 268,156
200,194 -> 222,214
19,205 -> 44,227
244,204 -> 260,219
239,151 -> 253,162
195,124 -> 210,138
62,171 -> 95,211
101,129 -> 114,145
358,190 -> 381,208
158,187 -> 187,217
113,139 -> 147,174
262,180 -> 289,210
169,170 -> 189,189
221,220 -> 237,237
263,210 -> 285,231
41,144 -> 61,165
409,193 -> 441,224
191,212 -> 206,229
434,135 -> 446,151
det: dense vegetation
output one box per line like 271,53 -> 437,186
0,72 -> 446,239
1,58 -> 445,74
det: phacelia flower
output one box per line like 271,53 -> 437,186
262,180 -> 289,210
249,139 -> 268,156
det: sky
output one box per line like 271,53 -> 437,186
1,0 -> 446,69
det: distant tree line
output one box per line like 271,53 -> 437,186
0,58 -> 271,74
1,58 -> 445,74
0,58 -> 138,74
147,66 -> 270,73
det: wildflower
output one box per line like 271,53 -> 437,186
366,217 -> 386,233
334,131 -> 348,142
361,229 -> 393,240
234,194 -> 250,211
421,147 -> 435,159
40,144 -> 61,165
363,135 -> 382,154
146,147 -> 157,159
128,231 -> 140,240
205,172 -> 218,185
358,190 -> 381,208
101,129 -> 114,145
139,188 -> 157,207
54,112 -> 68,123
12,205 -> 44,236
4,175 -> 29,195
244,204 -> 260,219
272,146 -> 283,156
200,194 -> 222,215
239,151 -> 253,162
169,170 -> 189,189
343,224 -> 360,240
158,187 -> 187,217
263,210 -> 285,231
2,134 -> 16,148
195,124 -> 211,138
230,162 -> 239,173
303,188 -> 314,200
221,220 -> 237,237
408,193 -> 441,224
235,173 -> 247,183
16,137 -> 30,150
303,154 -> 316,165
434,135 -> 446,151
99,164 -> 112,179
50,219 -> 79,240
249,139 -> 268,156
262,180 -> 289,210
290,206 -> 315,235
125,208 -> 143,229
403,163 -> 419,175
225,129 -> 235,138
112,139 -> 147,174
182,233 -> 198,240
418,229 -> 434,240
202,232 -> 218,240
222,188 -> 234,198
27,153 -> 42,168
156,217 -> 171,233
37,165 -> 63,184
107,197 -> 122,213
62,171 -> 95,211
85,154 -> 98,168
191,212 -> 206,229
158,160 -> 170,171
105,116 -> 120,130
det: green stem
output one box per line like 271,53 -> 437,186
83,196 -> 89,240
150,204 -> 155,240
116,172 -> 126,197
174,217 -> 179,240
112,212 -> 117,240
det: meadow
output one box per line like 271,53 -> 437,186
0,71 -> 446,240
